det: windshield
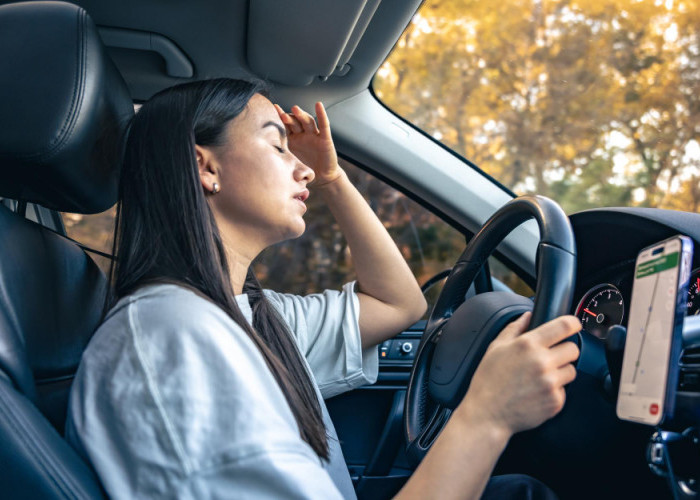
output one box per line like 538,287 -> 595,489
373,0 -> 700,214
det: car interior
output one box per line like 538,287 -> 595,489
1,1 -> 700,499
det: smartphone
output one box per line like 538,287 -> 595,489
617,235 -> 693,425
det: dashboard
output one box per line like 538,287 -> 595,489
503,208 -> 700,499
569,208 -> 700,341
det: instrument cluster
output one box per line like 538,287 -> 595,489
575,268 -> 700,340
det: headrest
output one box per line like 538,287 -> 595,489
0,1 -> 134,214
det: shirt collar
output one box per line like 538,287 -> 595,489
235,294 -> 253,324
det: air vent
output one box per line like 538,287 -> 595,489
681,345 -> 700,366
679,345 -> 700,392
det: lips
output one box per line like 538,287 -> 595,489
293,189 -> 309,202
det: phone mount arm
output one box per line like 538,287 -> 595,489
606,316 -> 700,499
605,324 -> 627,395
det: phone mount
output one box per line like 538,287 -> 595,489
605,324 -> 626,396
647,429 -> 700,499
606,316 -> 700,499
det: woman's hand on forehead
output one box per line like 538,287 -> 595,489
274,102 -> 343,187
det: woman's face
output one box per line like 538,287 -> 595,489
203,94 -> 315,253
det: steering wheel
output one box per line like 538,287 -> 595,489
404,195 -> 577,465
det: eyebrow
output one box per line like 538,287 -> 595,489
262,121 -> 287,139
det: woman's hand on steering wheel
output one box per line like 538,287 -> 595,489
456,312 -> 581,438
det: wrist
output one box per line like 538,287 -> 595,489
453,396 -> 512,449
313,166 -> 346,192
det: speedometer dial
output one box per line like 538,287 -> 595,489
575,284 -> 625,339
688,268 -> 700,316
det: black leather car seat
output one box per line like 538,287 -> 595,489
0,2 -> 133,497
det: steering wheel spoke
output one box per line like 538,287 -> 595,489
418,405 -> 452,450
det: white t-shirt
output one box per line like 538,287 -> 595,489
65,282 -> 379,499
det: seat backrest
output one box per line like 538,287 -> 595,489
0,2 -> 134,497
0,205 -> 107,432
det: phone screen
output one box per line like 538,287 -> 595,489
617,236 -> 692,425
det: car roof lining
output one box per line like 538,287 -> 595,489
43,0 -> 423,105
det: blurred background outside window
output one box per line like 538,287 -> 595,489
60,160 -> 532,311
374,0 -> 700,214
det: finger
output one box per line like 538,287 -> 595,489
274,104 -> 295,131
555,363 -> 577,387
273,103 -> 286,118
548,340 -> 580,368
291,105 -> 319,134
281,112 -> 303,134
495,311 -> 532,342
532,315 -> 581,348
274,104 -> 293,126
554,387 -> 567,414
315,102 -> 331,135
273,104 -> 303,134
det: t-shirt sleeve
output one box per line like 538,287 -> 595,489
66,287 -> 343,500
264,281 -> 378,399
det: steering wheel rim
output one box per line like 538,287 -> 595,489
404,195 -> 577,465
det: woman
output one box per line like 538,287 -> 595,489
66,78 -> 581,499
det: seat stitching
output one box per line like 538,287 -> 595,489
22,9 -> 87,163
0,387 -> 74,498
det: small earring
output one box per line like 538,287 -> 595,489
211,182 -> 220,194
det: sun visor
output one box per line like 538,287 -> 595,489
247,0 -> 381,86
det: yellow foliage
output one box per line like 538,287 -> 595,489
373,0 -> 700,213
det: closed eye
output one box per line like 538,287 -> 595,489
274,145 -> 286,153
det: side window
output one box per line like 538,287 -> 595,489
254,160 -> 533,312
489,257 -> 533,298
1,198 -> 117,276
61,206 -> 116,274
56,161 -> 533,301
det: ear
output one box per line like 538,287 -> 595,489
195,144 -> 219,194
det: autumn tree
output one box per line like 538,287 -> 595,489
374,0 -> 700,214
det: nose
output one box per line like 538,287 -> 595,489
294,158 -> 315,184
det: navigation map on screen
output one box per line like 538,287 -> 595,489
618,246 -> 681,425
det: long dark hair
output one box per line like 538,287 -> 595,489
110,78 -> 329,459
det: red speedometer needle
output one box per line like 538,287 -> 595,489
583,308 -> 597,318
